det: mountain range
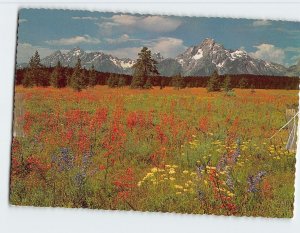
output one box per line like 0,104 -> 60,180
18,38 -> 300,77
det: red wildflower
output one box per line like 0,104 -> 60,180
99,165 -> 106,171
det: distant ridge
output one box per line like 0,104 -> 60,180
17,38 -> 300,77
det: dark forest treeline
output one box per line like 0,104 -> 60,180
17,49 -> 299,90
15,66 -> 299,90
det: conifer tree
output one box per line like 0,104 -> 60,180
250,84 -> 256,94
23,51 -> 47,87
22,68 -> 35,87
131,47 -> 159,89
207,70 -> 221,92
118,75 -> 126,87
130,68 -> 143,88
50,61 -> 66,88
107,73 -> 118,88
70,58 -> 86,91
160,78 -> 167,89
88,64 -> 97,87
222,75 -> 232,92
172,73 -> 185,90
144,76 -> 153,89
238,77 -> 248,89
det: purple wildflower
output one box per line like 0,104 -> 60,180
74,170 -> 86,187
52,147 -> 74,172
247,171 -> 267,193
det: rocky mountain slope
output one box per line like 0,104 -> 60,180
18,38 -> 299,77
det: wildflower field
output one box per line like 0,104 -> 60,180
10,86 -> 298,218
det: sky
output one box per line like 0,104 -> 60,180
17,9 -> 300,67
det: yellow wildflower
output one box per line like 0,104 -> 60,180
227,191 -> 234,197
169,169 -> 176,174
151,167 -> 158,173
146,172 -> 154,178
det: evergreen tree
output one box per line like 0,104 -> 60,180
22,68 -> 35,87
118,75 -> 126,87
144,76 -> 153,89
238,77 -> 248,89
250,84 -> 256,94
172,73 -> 185,90
30,50 -> 42,68
131,47 -> 159,89
23,51 -> 48,87
50,61 -> 66,88
107,73 -> 118,88
222,75 -> 232,92
160,78 -> 167,89
130,68 -> 144,88
70,58 -> 86,92
206,70 -> 221,92
88,64 -> 97,87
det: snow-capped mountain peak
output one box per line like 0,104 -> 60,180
68,47 -> 85,57
175,38 -> 287,76
152,52 -> 164,62
39,48 -> 135,74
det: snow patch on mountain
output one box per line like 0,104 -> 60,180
192,49 -> 203,60
120,60 -> 135,68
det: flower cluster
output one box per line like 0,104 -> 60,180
113,168 -> 136,205
138,165 -> 198,196
207,166 -> 237,214
51,147 -> 74,172
247,171 -> 267,193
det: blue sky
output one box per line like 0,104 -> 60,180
17,9 -> 300,66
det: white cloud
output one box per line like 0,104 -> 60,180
19,18 -> 27,23
45,35 -> 100,45
105,34 -> 140,44
17,43 -> 54,63
111,15 -> 138,26
252,20 -> 272,27
99,14 -> 181,33
142,16 -> 181,32
146,37 -> 187,58
72,16 -> 98,20
249,43 -> 285,64
102,37 -> 186,59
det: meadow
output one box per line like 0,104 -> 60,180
10,86 -> 297,218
